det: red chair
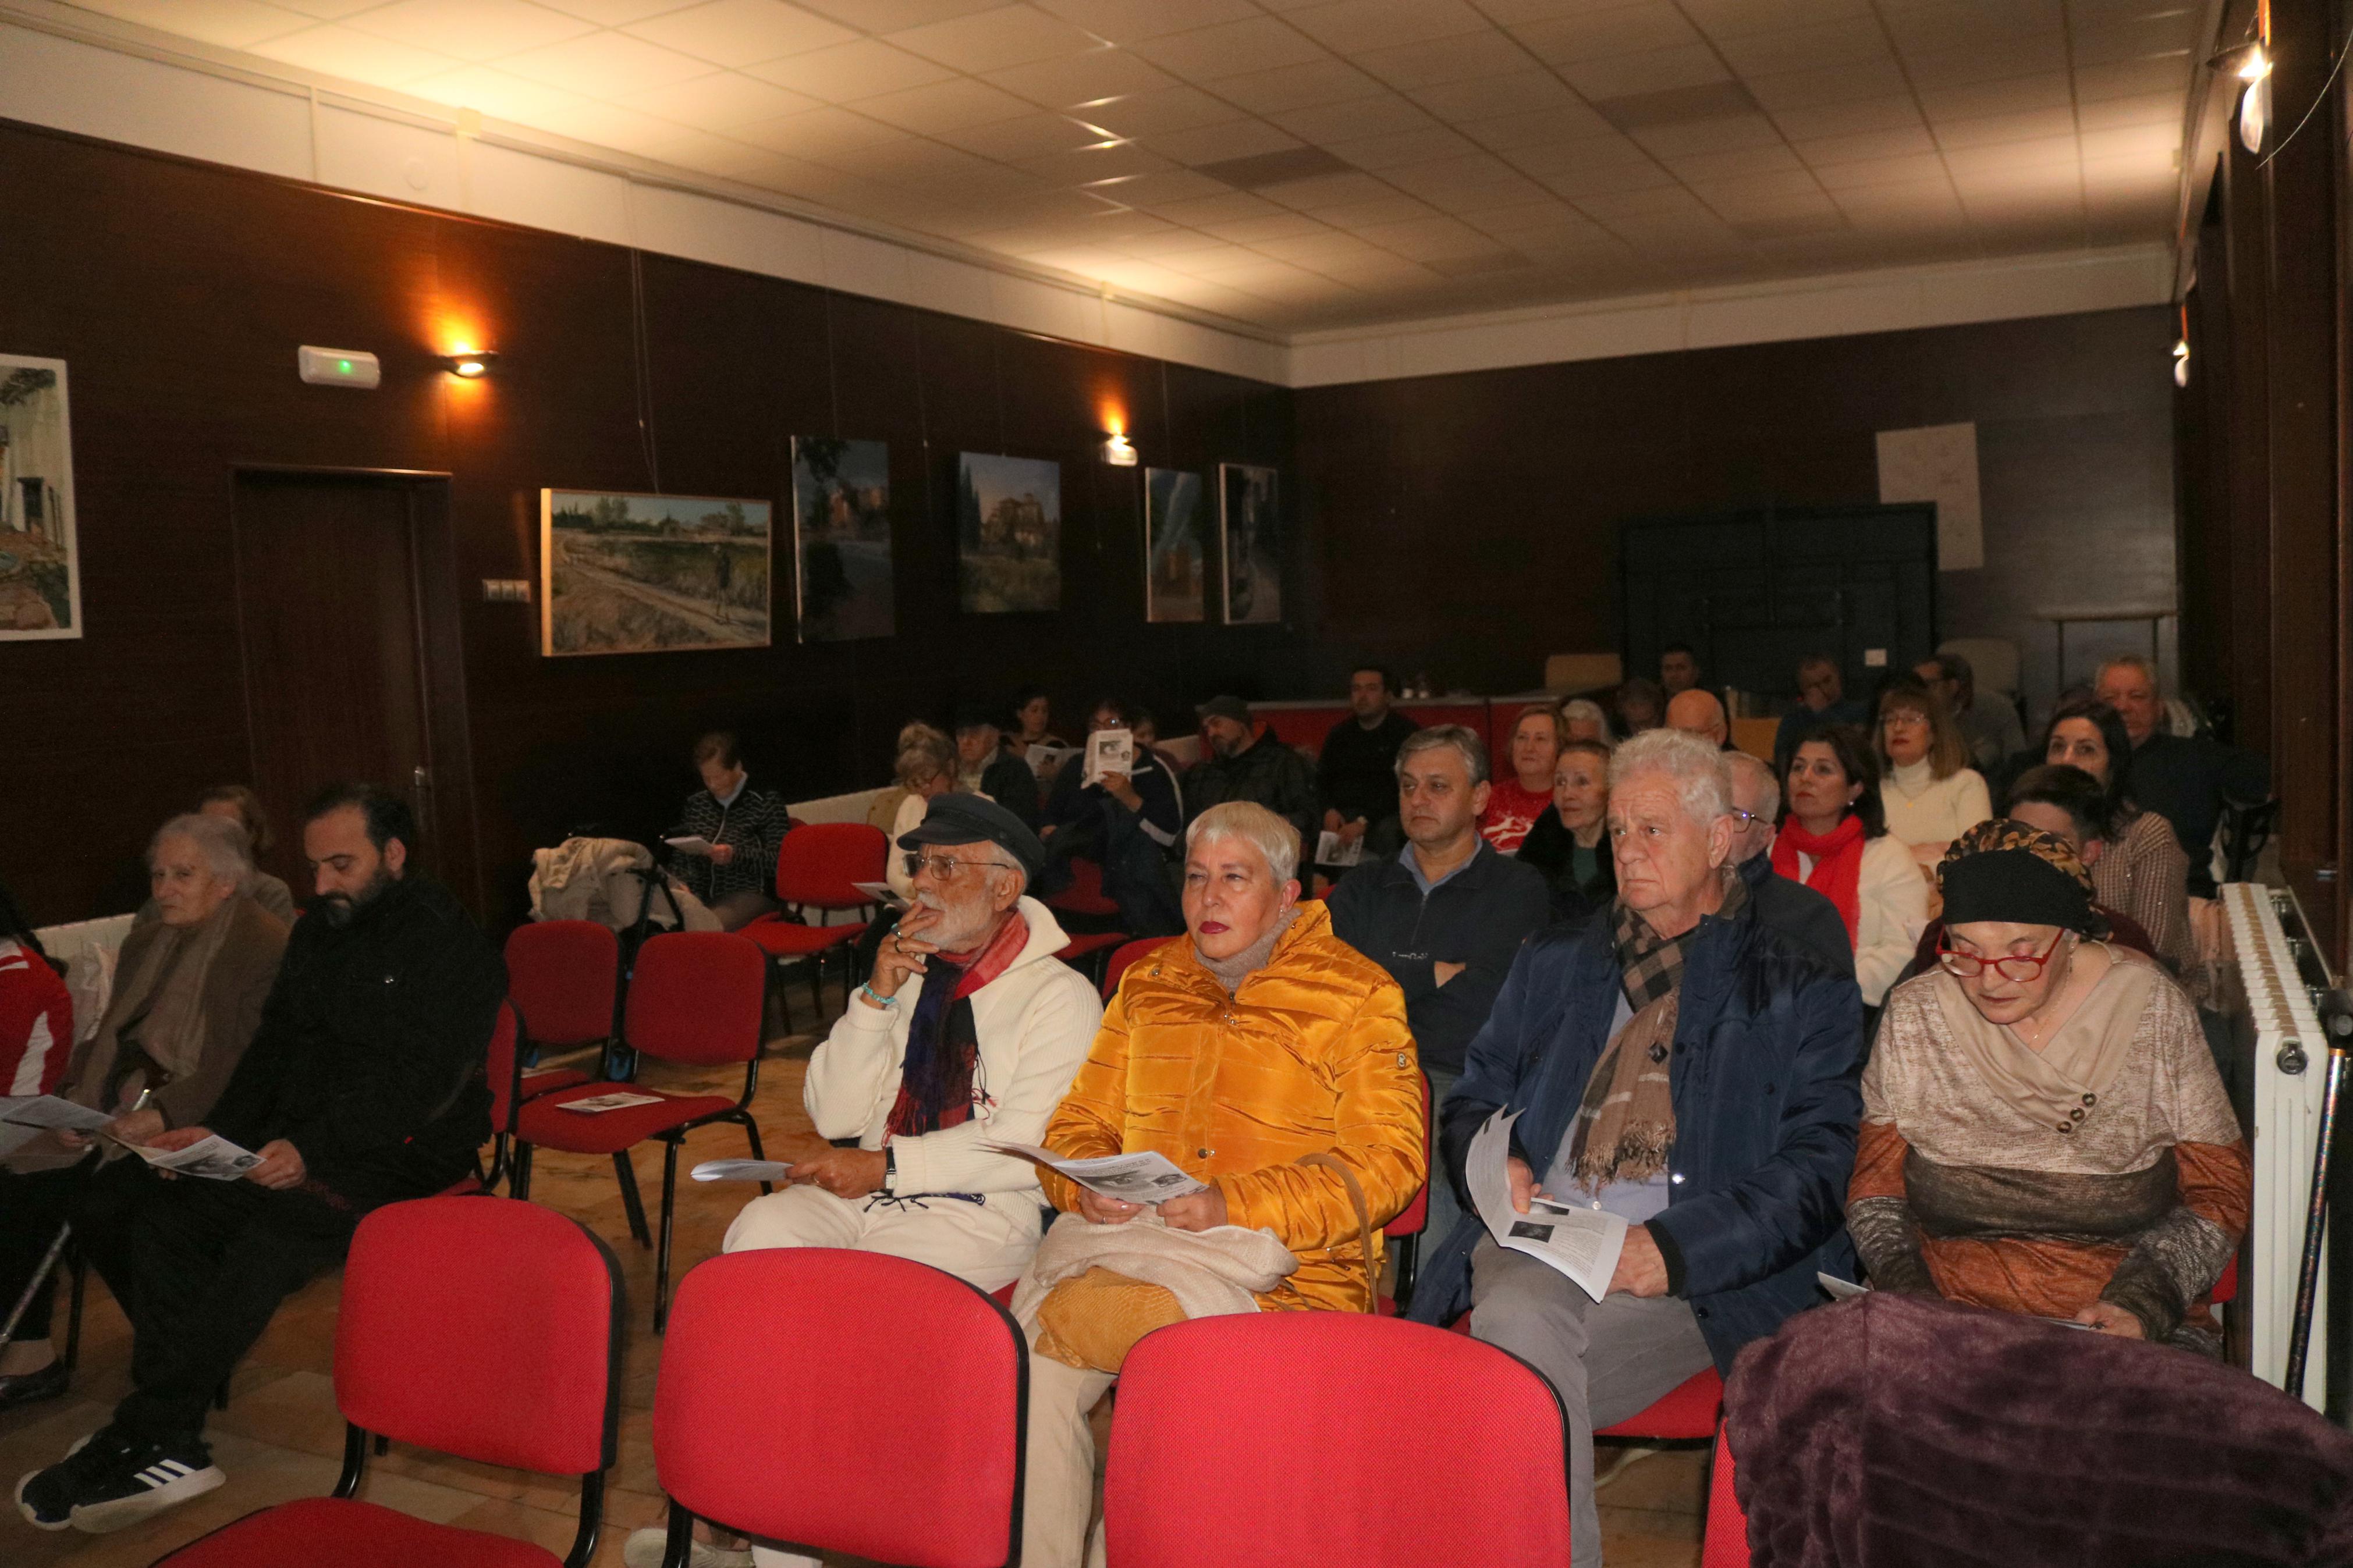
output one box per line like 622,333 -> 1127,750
651,1250 -> 1026,1567
1106,1313 -> 1569,1567
512,933 -> 770,1330
1099,936 -> 1166,1000
1703,1423 -> 1751,1568
152,1196 -> 622,1568
1378,1071 -> 1433,1314
503,920 -> 620,1083
1043,858 -> 1120,926
1054,931 -> 1130,987
740,823 -> 888,1029
1596,1366 -> 1723,1439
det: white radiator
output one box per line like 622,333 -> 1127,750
2223,881 -> 2330,1409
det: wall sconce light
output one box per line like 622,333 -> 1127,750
2237,0 -> 2272,152
441,350 -> 499,378
1101,432 -> 1138,466
2172,339 -> 2191,387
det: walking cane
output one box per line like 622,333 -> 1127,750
0,1222 -> 71,1354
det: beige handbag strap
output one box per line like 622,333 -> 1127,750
1297,1151 -> 1377,1314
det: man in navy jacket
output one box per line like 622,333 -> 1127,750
1408,730 -> 1862,1568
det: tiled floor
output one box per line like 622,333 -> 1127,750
1,998 -> 1707,1567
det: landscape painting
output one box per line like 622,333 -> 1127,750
957,453 -> 1060,614
540,489 -> 771,656
1143,467 -> 1205,623
790,437 -> 894,642
1219,463 -> 1280,625
0,354 -> 81,640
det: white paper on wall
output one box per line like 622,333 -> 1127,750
1876,422 -> 1983,571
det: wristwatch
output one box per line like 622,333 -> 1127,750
882,1145 -> 898,1196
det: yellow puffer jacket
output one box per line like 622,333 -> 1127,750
1039,901 -> 1425,1313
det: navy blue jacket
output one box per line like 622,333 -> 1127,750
1407,897 -> 1865,1371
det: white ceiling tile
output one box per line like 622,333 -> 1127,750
1128,16 -> 1331,77
74,0 -> 333,49
1322,123 -> 1482,168
617,67 -> 828,128
1713,20 -> 1895,77
1919,72 -> 2074,120
1199,211 -> 1336,242
1513,4 -> 1702,64
409,65 -> 603,120
1408,70 -> 1578,122
742,39 -> 957,98
1212,59 -> 1389,114
1744,57 -> 1911,109
1353,29 -> 1533,90
534,0 -> 708,23
1461,102 -> 1619,151
1141,119 -> 1304,165
929,109 -> 1096,158
856,77 -> 1037,131
1028,0 -> 1259,42
1506,130 -> 1658,177
344,0 -> 599,60
1138,191 -> 1288,225
2076,91 -> 2183,131
1556,45 -> 1734,101
2073,54 -> 2193,102
1768,94 -> 1922,140
248,24 -> 467,84
888,5 -> 1107,71
982,48 -> 1176,107
732,105 -> 914,157
1900,36 -> 2071,90
1021,139 -> 1179,183
1078,86 -> 1252,138
1538,161 -> 1681,200
1934,106 -> 2077,149
1309,193 -> 1448,226
1575,183 -> 1710,220
1668,142 -> 1805,181
499,29 -> 718,94
1280,0 -> 1490,54
1250,169 -> 1396,207
1628,112 -> 1782,158
794,0 -> 1006,31
1678,0 -> 1871,40
620,1 -> 858,66
2077,122 -> 2178,161
1808,151 -> 1951,189
1268,94 -> 1435,145
1942,134 -> 2080,177
1790,123 -> 1936,163
528,97 -> 697,152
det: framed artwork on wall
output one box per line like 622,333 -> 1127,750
1142,467 -> 1206,624
789,437 -> 895,642
538,489 -> 771,656
0,354 -> 82,639
956,453 -> 1060,613
1218,463 -> 1280,625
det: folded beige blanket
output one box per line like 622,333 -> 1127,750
1010,1211 -> 1297,1329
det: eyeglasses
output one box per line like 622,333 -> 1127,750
1729,809 -> 1764,828
903,852 -> 1014,881
1937,928 -> 2067,981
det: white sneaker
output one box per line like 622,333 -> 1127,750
622,1524 -> 755,1567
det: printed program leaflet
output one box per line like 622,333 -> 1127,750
1468,1109 -> 1627,1303
988,1143 -> 1208,1206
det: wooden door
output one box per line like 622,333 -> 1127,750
230,471 -> 476,907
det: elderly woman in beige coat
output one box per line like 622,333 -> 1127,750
0,813 -> 286,1411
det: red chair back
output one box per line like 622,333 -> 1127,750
1101,936 -> 1167,1000
1386,1071 -> 1432,1239
654,1249 -> 1025,1567
504,920 -> 620,1048
775,822 -> 889,911
1702,1423 -> 1751,1567
624,933 -> 765,1066
1106,1313 -> 1568,1567
486,1000 -> 520,1135
336,1196 -> 622,1475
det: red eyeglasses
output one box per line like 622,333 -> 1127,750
1937,928 -> 2067,981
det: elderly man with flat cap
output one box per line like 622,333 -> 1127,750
722,794 -> 1101,1287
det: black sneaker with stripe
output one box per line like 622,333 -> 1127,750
59,1430 -> 223,1534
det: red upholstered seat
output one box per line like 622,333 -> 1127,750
504,921 -> 620,1051
1053,930 -> 1130,988
1595,1367 -> 1723,1440
514,1085 -> 740,1154
653,1249 -> 1026,1567
520,1067 -> 592,1097
509,932 -> 771,1329
1099,936 -> 1167,1000
1044,858 -> 1119,918
152,1196 -> 622,1568
1106,1313 -> 1569,1567
155,1496 -> 562,1567
740,919 -> 862,957
741,822 -> 886,1026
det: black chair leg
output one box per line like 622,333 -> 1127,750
654,1139 -> 682,1334
768,956 -> 796,1039
740,1113 -> 771,1196
511,1143 -> 535,1201
1394,1232 -> 1421,1313
613,1151 -> 653,1249
806,952 -> 824,1018
372,1434 -> 389,1457
63,1249 -> 87,1373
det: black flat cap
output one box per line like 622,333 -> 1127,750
1196,694 -> 1250,724
897,792 -> 1046,884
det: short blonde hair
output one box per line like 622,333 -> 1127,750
1184,801 -> 1298,884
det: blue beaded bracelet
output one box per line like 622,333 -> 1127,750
857,981 -> 900,1008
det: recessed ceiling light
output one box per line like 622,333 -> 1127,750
1071,95 -> 1127,110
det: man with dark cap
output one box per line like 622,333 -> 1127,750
952,702 -> 1042,828
670,795 -> 1106,1568
1186,694 -> 1319,867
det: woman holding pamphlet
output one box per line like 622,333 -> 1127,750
0,815 -> 286,1411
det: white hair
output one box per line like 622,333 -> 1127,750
1723,751 -> 1779,814
1608,729 -> 1733,828
151,812 -> 253,882
1559,698 -> 1616,746
1184,801 -> 1298,884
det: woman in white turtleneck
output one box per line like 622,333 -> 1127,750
1873,675 -> 1990,872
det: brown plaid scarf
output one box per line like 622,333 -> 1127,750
1567,867 -> 1748,1194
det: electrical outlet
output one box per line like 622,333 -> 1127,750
481,579 -> 533,603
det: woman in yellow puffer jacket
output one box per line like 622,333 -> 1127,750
1021,801 -> 1426,1568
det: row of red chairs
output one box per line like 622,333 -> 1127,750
152,1199 -> 1747,1567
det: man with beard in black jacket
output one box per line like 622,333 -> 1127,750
16,784 -> 503,1538
1185,695 -> 1319,872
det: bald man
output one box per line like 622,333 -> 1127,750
1665,688 -> 1732,751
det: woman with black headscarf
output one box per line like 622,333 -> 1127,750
1846,819 -> 2249,1355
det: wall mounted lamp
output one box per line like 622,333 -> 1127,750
441,350 -> 499,378
1101,432 -> 1138,466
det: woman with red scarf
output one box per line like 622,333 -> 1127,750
1772,724 -> 1928,1008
